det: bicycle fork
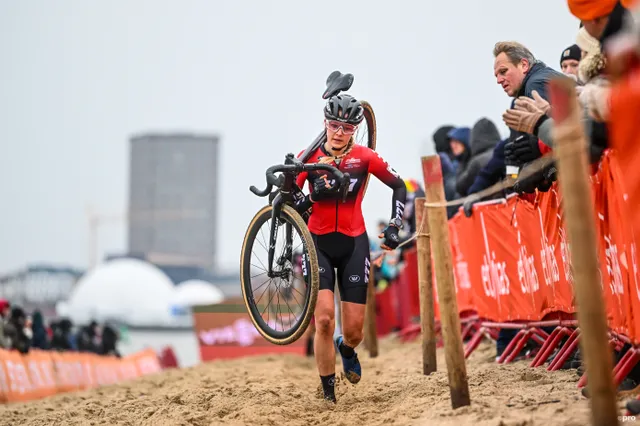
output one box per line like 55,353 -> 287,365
267,198 -> 294,278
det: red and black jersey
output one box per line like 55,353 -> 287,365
295,144 -> 406,237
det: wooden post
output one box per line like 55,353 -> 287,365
421,155 -> 470,409
364,263 -> 378,357
549,78 -> 618,426
415,197 -> 437,375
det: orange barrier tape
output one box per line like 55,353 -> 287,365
396,149 -> 640,343
0,348 -> 162,404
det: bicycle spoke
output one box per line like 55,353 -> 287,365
250,262 -> 267,273
280,280 -> 300,322
260,284 -> 279,318
253,274 -> 272,295
256,224 -> 269,254
251,271 -> 268,279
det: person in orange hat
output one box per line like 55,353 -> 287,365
568,0 -> 636,41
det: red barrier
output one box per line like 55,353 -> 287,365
0,348 -> 162,404
386,150 -> 640,349
192,297 -> 307,361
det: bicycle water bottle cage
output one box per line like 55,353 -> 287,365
322,71 -> 354,99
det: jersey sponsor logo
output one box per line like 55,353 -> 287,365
349,275 -> 361,283
387,164 -> 400,178
344,162 -> 364,170
345,158 -> 361,164
364,258 -> 370,284
395,200 -> 405,220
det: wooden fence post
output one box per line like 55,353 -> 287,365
364,263 -> 378,358
421,155 -> 470,409
416,197 -> 437,375
549,77 -> 619,426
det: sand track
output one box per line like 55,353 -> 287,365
1,336 -> 635,425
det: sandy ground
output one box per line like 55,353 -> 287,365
1,335 -> 638,426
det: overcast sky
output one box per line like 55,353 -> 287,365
0,1 -> 580,274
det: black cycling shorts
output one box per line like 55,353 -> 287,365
310,231 -> 371,305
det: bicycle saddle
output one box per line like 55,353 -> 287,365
322,70 -> 354,99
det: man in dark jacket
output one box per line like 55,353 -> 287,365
464,42 -> 564,214
465,42 -> 566,357
494,41 -> 565,166
455,118 -> 501,197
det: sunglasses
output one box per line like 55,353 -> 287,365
325,120 -> 358,135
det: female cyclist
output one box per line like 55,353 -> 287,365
294,94 -> 407,403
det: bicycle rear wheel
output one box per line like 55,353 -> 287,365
357,101 -> 376,151
240,204 -> 319,345
355,101 -> 377,195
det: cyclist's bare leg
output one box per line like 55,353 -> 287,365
314,289 -> 336,375
340,301 -> 365,349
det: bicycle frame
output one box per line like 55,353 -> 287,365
249,153 -> 350,278
249,70 -> 355,279
267,155 -> 297,278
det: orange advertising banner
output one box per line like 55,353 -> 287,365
192,297 -> 308,361
0,348 -> 162,404
415,150 -> 640,344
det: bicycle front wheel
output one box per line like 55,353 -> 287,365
240,204 -> 319,345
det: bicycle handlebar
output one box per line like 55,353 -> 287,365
249,159 -> 350,198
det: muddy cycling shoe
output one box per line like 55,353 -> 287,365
334,335 -> 361,384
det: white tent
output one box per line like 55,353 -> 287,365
173,279 -> 225,307
57,258 -> 176,327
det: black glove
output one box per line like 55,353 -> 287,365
589,145 -> 605,164
513,161 -> 557,194
505,135 -> 542,166
463,198 -> 475,217
536,163 -> 557,193
310,175 -> 339,202
379,225 -> 400,250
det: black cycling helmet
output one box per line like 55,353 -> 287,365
324,94 -> 364,125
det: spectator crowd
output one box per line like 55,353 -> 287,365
368,0 -> 640,397
0,298 -> 121,357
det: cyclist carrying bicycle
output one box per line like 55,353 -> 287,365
294,93 -> 407,403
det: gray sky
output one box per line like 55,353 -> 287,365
0,1 -> 579,274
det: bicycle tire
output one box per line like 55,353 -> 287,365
240,204 -> 319,345
360,101 -> 377,195
361,101 -> 377,152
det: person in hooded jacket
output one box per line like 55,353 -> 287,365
455,118 -> 502,197
4,306 -> 31,354
432,124 -> 461,218
0,299 -> 10,349
99,324 -> 121,357
448,126 -> 471,172
51,318 -> 76,351
76,320 -> 100,353
30,311 -> 50,350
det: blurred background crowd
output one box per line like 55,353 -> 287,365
0,298 -> 120,357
